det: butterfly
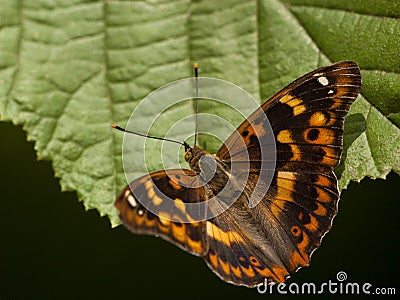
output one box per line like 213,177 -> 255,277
114,61 -> 361,287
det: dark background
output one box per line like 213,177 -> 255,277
1,121 -> 399,299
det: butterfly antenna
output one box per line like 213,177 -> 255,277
194,63 -> 199,146
111,124 -> 190,151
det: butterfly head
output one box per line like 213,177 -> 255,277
184,144 -> 207,170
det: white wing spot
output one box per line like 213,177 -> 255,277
138,209 -> 144,216
328,89 -> 334,95
313,72 -> 323,77
318,76 -> 329,86
127,194 -> 137,207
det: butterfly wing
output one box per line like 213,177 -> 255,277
205,197 -> 292,287
115,169 -> 208,256
262,61 -> 361,272
207,61 -> 361,286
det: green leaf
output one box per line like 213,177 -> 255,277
0,0 -> 399,225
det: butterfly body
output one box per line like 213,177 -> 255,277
115,61 -> 361,287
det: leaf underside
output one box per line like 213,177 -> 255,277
0,0 -> 399,225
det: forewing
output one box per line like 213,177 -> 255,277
115,169 -> 208,256
217,61 -> 361,170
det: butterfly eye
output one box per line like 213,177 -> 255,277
184,150 -> 192,162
